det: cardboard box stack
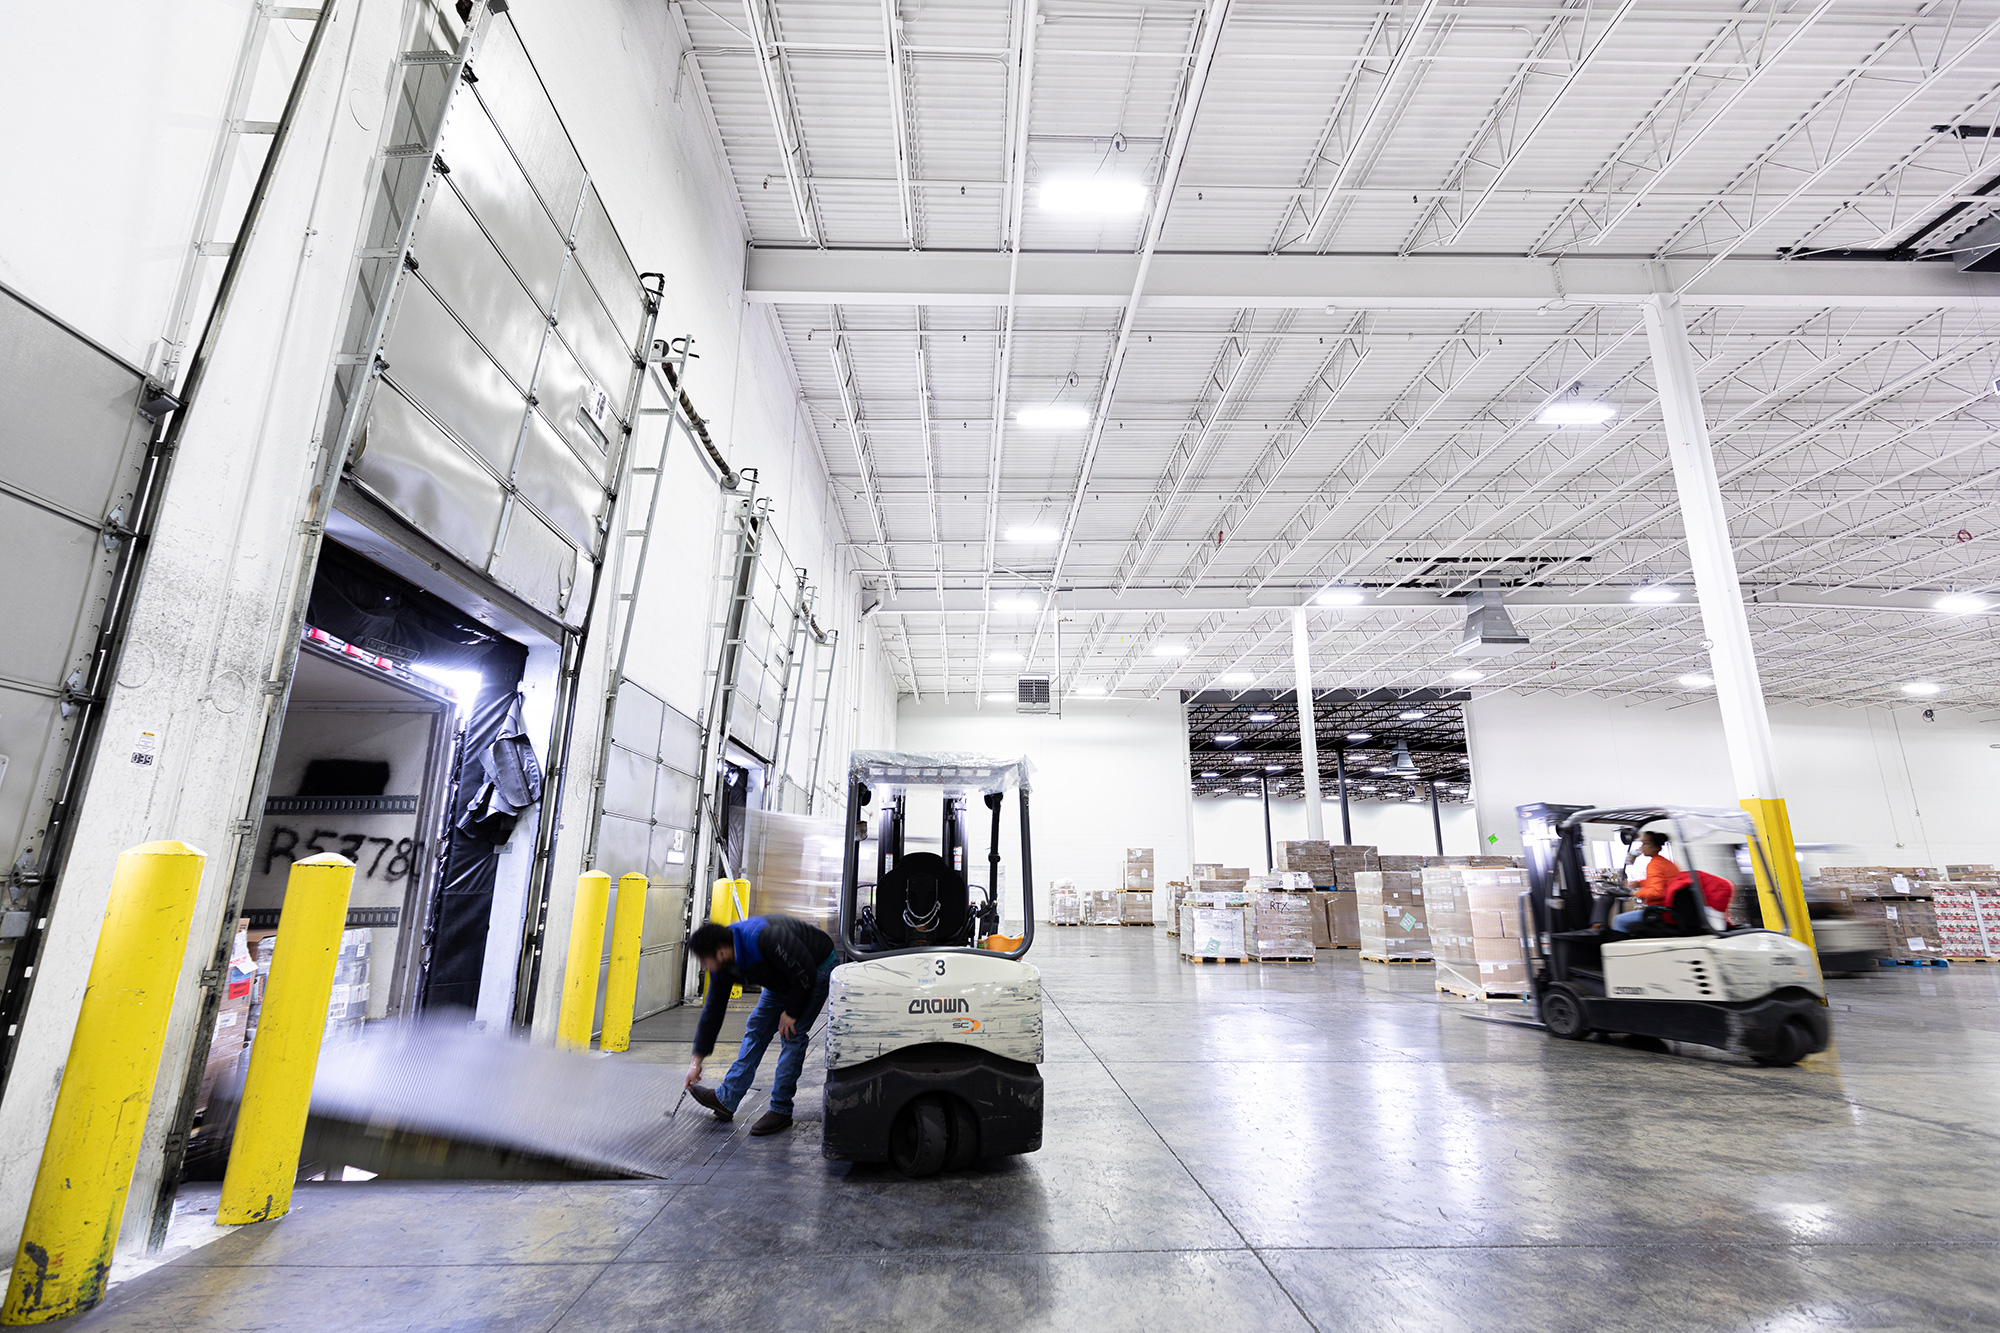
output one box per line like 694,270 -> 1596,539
1425,855 -> 1521,869
196,921 -> 258,1118
1427,866 -> 1531,998
1084,888 -> 1123,926
1820,866 -> 1946,961
1934,884 -> 2000,959
1124,847 -> 1155,891
1306,890 -> 1334,948
1352,868 -> 1430,961
1164,880 -> 1191,935
325,929 -> 371,1043
1192,863 -> 1223,881
1323,890 -> 1361,947
1049,880 -> 1081,924
1119,890 -> 1154,925
1180,888 -> 1252,961
1275,841 -> 1383,888
1947,864 -> 1994,880
1250,891 -> 1317,962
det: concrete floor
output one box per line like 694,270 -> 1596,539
68,931 -> 2000,1331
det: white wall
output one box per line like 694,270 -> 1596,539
1193,794 -> 1482,871
1466,692 -> 2000,872
896,698 -> 1192,922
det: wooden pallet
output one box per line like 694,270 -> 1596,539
1117,920 -> 1157,927
1181,954 -> 1249,964
1254,955 -> 1316,964
1944,955 -> 1996,963
1051,920 -> 1083,927
1879,956 -> 1949,967
1436,979 -> 1528,1002
1360,954 -> 1434,964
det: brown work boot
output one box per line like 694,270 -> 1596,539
749,1111 -> 793,1137
688,1084 -> 733,1122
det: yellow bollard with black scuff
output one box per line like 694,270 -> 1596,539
4,840 -> 206,1326
702,877 -> 750,1000
556,870 -> 612,1051
598,872 -> 649,1053
216,853 -> 356,1226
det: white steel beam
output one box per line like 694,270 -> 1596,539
873,584 -> 1963,617
1292,608 -> 1325,840
744,249 -> 2000,308
740,0 -> 816,241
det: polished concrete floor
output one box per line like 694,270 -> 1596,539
71,932 -> 2000,1331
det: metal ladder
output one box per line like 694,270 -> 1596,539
800,625 -> 840,815
154,3 -> 327,390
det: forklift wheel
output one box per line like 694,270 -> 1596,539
889,1096 -> 951,1178
1749,1016 -> 1815,1068
1539,986 -> 1590,1040
943,1097 -> 980,1172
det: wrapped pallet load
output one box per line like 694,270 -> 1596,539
1084,887 -> 1122,926
1124,847 -> 1155,891
1163,880 -> 1191,935
1250,891 -> 1316,962
1841,867 -> 1947,960
1323,890 -> 1361,947
1119,890 -> 1154,925
1180,888 -> 1251,962
1427,865 -> 1531,999
1935,883 -> 2000,959
1050,879 -> 1081,925
1353,868 -> 1430,962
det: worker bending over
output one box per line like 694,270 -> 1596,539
684,914 -> 838,1137
1612,831 -> 1680,933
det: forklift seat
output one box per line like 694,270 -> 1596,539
1624,883 -> 1715,939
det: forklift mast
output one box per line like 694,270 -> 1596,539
1517,802 -> 1593,938
876,792 -> 905,883
941,795 -> 968,882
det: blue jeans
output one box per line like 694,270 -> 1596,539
715,952 -> 836,1117
1612,909 -> 1646,933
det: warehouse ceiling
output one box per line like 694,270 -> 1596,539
667,0 -> 2000,714
1184,688 -> 1472,802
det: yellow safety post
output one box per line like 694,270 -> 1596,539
216,854 -> 355,1226
598,873 -> 649,1053
1742,797 -> 1816,951
4,840 -> 206,1326
702,877 -> 750,1000
556,871 -> 612,1050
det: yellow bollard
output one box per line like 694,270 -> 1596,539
4,840 -> 206,1326
1742,796 -> 1817,952
556,871 -> 612,1051
216,854 -> 356,1226
598,873 -> 649,1053
702,878 -> 749,1000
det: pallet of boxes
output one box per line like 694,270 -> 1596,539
1427,861 -> 1532,1000
1935,865 -> 1998,961
1247,873 -> 1317,963
1119,848 -> 1156,925
1180,879 -> 1252,963
1049,879 -> 1082,925
1352,856 -> 1432,963
1831,866 -> 1950,964
1274,841 -> 1375,950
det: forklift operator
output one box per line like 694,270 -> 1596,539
1612,831 -> 1681,933
683,914 -> 839,1137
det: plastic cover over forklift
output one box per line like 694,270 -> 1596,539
848,751 -> 1034,794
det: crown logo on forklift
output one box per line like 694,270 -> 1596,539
909,997 -> 969,1014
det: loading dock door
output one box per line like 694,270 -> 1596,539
0,288 -> 157,1085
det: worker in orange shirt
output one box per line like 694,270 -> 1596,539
1612,830 -> 1679,933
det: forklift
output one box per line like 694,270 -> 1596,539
1517,804 -> 1830,1067
822,752 -> 1044,1177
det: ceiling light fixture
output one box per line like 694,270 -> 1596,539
1239,775 -> 1259,783
1316,588 -> 1365,606
1346,731 -> 1370,742
1015,405 -> 1089,430
1901,681 -> 1942,696
1200,770 -> 1220,778
1398,710 -> 1426,721
1219,671 -> 1253,686
1538,402 -> 1616,426
1678,673 -> 1713,687
1265,764 -> 1283,772
1038,177 -> 1147,215
1004,526 -> 1060,542
1249,712 -> 1276,722
1629,586 -> 1680,603
1935,593 -> 1989,614
1450,670 -> 1484,682
1214,733 -> 1239,744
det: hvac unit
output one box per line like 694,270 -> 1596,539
1016,674 -> 1052,714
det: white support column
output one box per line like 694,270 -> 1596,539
1641,292 -> 1811,945
1292,608 -> 1325,840
1641,293 -> 1779,799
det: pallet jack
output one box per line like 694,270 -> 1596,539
821,751 -> 1044,1177
1513,804 -> 1831,1067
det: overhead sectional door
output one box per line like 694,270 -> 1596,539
0,290 -> 154,1009
594,682 -> 701,1017
348,14 -> 650,624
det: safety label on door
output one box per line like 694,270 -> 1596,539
129,729 -> 159,767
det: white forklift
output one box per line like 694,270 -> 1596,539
1517,804 -> 1830,1067
822,751 -> 1044,1177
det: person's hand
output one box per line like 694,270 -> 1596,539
778,1012 -> 797,1041
684,1057 -> 703,1089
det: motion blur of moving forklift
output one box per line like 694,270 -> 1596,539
821,752 -> 1045,1178
1517,804 -> 1831,1066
